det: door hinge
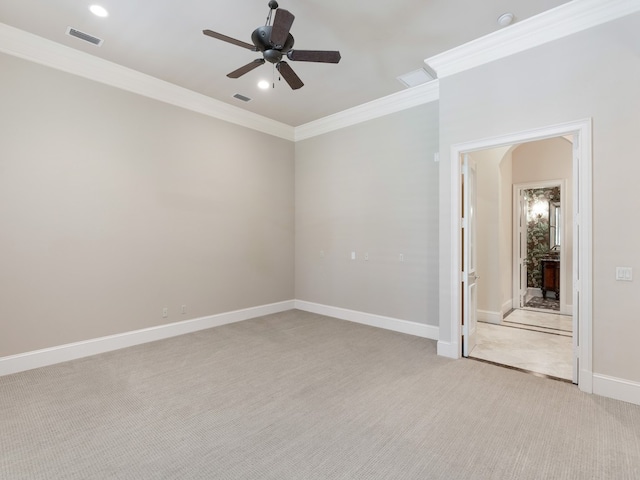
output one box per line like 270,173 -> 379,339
461,218 -> 467,228
462,323 -> 468,336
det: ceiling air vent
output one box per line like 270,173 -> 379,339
65,26 -> 104,46
397,68 -> 434,88
233,93 -> 252,102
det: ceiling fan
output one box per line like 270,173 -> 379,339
203,0 -> 341,90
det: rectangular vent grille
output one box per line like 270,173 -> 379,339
233,93 -> 252,102
66,26 -> 103,46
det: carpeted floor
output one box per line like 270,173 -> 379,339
1,310 -> 639,479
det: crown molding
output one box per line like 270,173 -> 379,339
294,80 -> 439,141
0,22 -> 295,141
425,0 -> 640,79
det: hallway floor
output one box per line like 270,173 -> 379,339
469,309 -> 573,381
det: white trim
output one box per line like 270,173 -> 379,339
593,374 -> 640,406
502,300 -> 512,316
528,287 -> 543,298
437,341 -> 458,359
0,301 -> 295,377
561,304 -> 573,316
425,0 -> 640,79
0,21 -> 439,143
0,22 -> 295,141
295,300 -> 439,340
477,310 -> 502,325
445,119 -> 593,393
294,81 -> 439,141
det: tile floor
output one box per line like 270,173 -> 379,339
469,309 -> 573,381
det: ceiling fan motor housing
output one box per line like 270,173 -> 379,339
251,26 -> 294,63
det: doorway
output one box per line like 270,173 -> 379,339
465,141 -> 573,381
513,179 -> 569,316
465,141 -> 574,381
449,119 -> 592,392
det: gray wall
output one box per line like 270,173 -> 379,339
0,53 -> 295,357
474,146 -> 510,319
438,13 -> 640,381
295,103 -> 440,325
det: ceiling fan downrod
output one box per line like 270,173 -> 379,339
265,1 -> 279,25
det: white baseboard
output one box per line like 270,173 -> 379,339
528,287 -> 542,298
593,373 -> 640,406
502,300 -> 513,315
294,300 -> 439,340
478,309 -> 502,324
561,303 -> 573,316
437,340 -> 459,359
0,300 -> 295,377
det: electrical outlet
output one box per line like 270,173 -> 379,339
364,252 -> 369,261
399,253 -> 404,262
181,305 -> 187,314
162,307 -> 168,318
351,251 -> 356,260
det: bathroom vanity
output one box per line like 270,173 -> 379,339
541,258 -> 560,300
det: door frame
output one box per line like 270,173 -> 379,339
443,118 -> 592,393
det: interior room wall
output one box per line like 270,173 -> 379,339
0,53 -> 295,358
295,103 -> 440,326
474,146 -> 510,321
438,12 -> 640,382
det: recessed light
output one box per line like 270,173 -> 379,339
497,12 -> 514,27
258,80 -> 270,90
89,5 -> 109,18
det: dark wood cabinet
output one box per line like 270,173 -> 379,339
541,259 -> 560,300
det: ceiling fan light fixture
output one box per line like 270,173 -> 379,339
258,80 -> 270,89
203,1 -> 341,90
89,5 -> 109,18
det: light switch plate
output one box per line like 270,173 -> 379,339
615,267 -> 633,281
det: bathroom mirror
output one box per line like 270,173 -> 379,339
549,201 -> 561,249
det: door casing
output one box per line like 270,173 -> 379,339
440,118 -> 592,393
512,179 -> 567,313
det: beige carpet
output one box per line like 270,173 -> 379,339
1,310 -> 639,479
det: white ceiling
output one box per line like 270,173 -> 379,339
0,0 -> 570,126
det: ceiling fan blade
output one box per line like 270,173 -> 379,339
203,29 -> 257,51
227,59 -> 266,78
287,50 -> 341,63
270,9 -> 295,48
277,61 -> 304,90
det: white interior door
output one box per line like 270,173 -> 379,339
462,154 -> 478,357
572,138 -> 580,384
518,189 -> 528,308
